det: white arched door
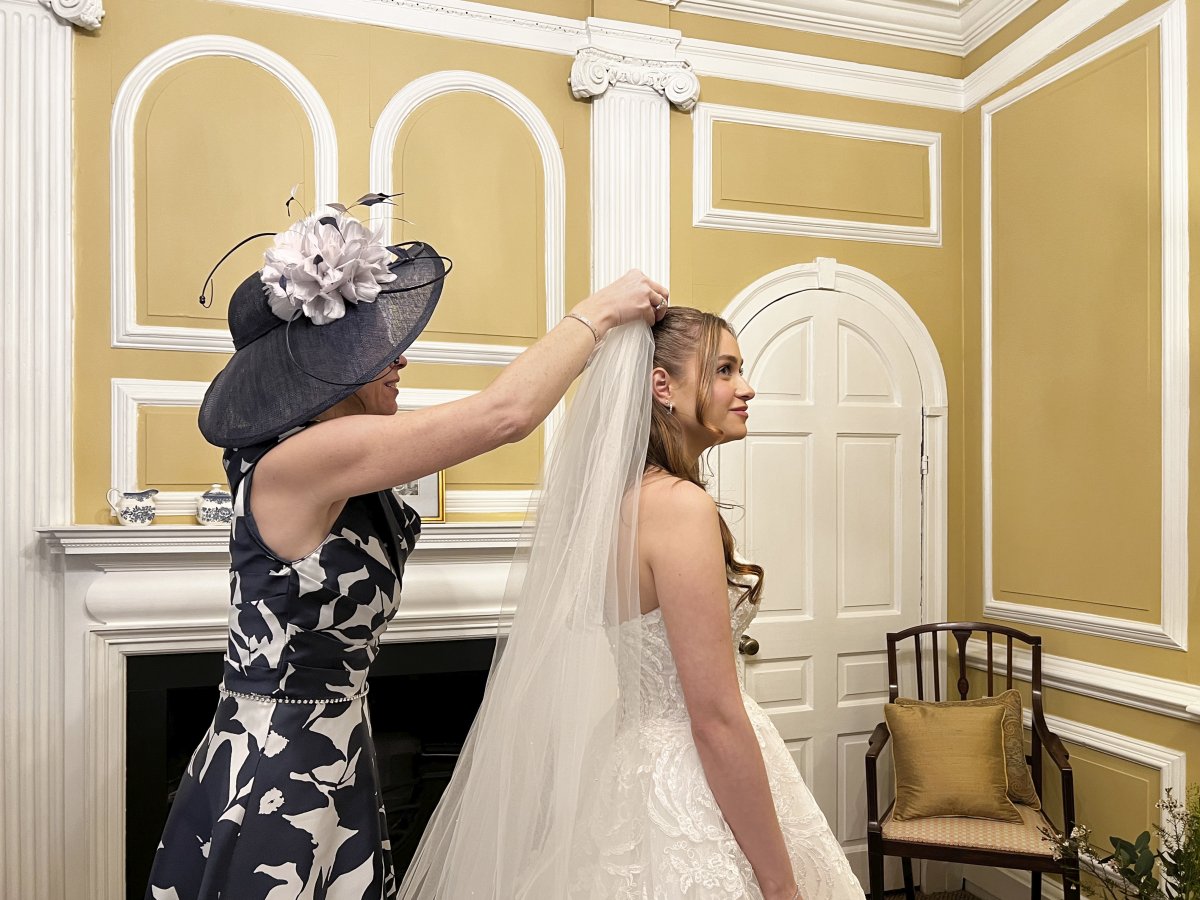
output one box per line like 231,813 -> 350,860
717,275 -> 934,889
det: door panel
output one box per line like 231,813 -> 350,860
718,289 -> 924,890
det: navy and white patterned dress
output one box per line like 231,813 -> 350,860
146,425 -> 420,900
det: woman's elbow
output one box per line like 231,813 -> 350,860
689,702 -> 749,746
489,398 -> 535,445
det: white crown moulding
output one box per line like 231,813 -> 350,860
668,0 -> 1038,56
43,0 -> 104,29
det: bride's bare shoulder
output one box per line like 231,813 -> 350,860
639,472 -> 716,523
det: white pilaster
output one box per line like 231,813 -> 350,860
572,18 -> 698,288
0,2 -> 74,899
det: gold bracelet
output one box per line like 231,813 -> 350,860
564,312 -> 600,343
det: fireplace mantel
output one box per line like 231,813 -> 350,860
40,522 -> 524,640
39,521 -> 524,898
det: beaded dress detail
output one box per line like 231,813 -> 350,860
146,424 -> 420,900
570,583 -> 865,900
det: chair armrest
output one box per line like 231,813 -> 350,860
1033,711 -> 1071,772
865,721 -> 890,827
866,721 -> 891,758
1033,710 -> 1076,835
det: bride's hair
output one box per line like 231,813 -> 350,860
647,307 -> 764,607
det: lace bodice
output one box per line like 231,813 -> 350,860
637,583 -> 758,723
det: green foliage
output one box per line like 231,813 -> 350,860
1043,787 -> 1200,900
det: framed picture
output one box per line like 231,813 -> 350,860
392,470 -> 445,523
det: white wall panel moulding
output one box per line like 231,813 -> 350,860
694,103 -> 942,245
110,35 -> 338,353
113,53 -> 522,367
980,0 -> 1189,650
671,0 -> 1038,56
369,68 -> 565,418
111,380 -> 550,518
964,639 -> 1200,724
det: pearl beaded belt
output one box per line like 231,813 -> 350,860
219,685 -> 369,705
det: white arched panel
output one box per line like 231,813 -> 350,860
110,35 -> 337,352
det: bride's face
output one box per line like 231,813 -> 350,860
675,329 -> 755,455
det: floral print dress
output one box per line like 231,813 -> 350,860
146,425 -> 420,900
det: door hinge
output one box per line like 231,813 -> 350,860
920,455 -> 929,475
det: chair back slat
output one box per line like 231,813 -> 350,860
986,632 -> 994,695
932,630 -> 941,700
952,629 -> 970,699
914,635 -> 924,698
1006,637 -> 1014,690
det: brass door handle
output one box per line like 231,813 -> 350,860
738,634 -> 759,656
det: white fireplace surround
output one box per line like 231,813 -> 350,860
39,522 -> 523,900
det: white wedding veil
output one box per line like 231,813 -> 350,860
397,322 -> 654,898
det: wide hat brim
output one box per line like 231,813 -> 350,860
198,243 -> 446,448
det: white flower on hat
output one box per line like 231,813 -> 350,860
261,206 -> 398,326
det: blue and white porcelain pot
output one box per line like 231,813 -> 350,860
107,488 -> 158,527
196,484 -> 233,526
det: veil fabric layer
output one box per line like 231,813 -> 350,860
397,322 -> 654,898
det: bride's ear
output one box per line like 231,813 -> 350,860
651,367 -> 672,407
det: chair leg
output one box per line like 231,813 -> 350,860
902,857 -> 916,900
1063,861 -> 1081,900
1031,870 -> 1042,900
868,848 -> 885,900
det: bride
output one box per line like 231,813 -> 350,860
398,308 -> 864,900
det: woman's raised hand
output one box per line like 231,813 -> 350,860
574,269 -> 669,334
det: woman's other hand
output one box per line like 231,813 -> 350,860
573,269 -> 669,334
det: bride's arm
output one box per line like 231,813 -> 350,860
644,480 -> 799,900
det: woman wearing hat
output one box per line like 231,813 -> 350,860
145,206 -> 667,900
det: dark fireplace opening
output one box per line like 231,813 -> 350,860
126,638 -> 495,899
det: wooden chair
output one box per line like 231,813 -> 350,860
865,622 -> 1079,900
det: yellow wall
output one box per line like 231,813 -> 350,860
958,0 -> 1200,852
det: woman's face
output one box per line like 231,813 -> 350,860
353,354 -> 407,416
671,329 -> 755,456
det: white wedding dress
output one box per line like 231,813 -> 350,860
397,324 -> 867,899
569,583 -> 866,900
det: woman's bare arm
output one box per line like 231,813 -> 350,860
644,480 -> 798,900
250,271 -> 664,557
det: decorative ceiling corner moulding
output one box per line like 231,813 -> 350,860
694,103 -> 942,245
109,35 -> 338,354
981,0 -> 1189,650
45,0 -> 104,29
369,70 -> 566,375
670,0 -> 1038,56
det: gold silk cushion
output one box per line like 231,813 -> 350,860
883,703 -> 1022,823
895,689 -> 1040,810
